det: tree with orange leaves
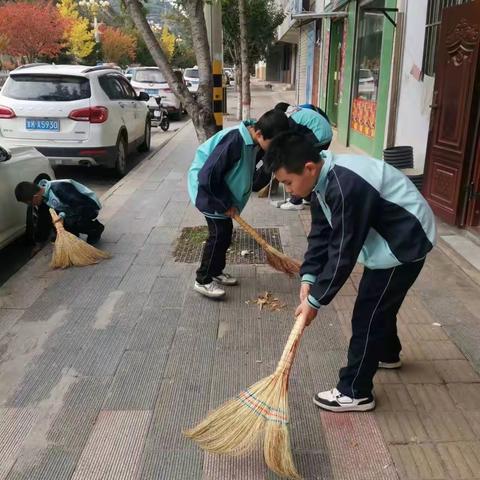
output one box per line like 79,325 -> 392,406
0,1 -> 69,63
101,27 -> 137,67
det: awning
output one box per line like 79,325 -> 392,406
291,11 -> 349,21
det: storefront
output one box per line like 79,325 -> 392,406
324,0 -> 396,158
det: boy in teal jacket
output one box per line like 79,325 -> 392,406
187,110 -> 289,299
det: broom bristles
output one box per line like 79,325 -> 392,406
185,314 -> 308,479
265,250 -> 301,276
49,209 -> 111,269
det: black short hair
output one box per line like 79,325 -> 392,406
254,109 -> 289,140
264,131 -> 321,174
274,102 -> 290,113
15,181 -> 41,202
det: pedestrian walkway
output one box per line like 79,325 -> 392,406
0,89 -> 479,479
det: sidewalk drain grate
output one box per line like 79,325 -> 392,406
174,226 -> 284,264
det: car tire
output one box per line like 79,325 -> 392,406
160,116 -> 170,131
26,203 -> 52,245
138,120 -> 151,153
114,134 -> 128,178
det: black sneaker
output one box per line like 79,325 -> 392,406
313,388 -> 375,412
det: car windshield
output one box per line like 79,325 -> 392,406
2,75 -> 91,101
134,69 -> 166,83
184,69 -> 199,79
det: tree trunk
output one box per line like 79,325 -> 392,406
236,62 -> 242,120
238,0 -> 250,120
124,0 -> 217,142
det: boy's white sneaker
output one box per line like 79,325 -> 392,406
313,388 -> 375,412
213,273 -> 238,286
280,201 -> 304,211
194,281 -> 225,298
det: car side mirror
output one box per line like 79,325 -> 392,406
137,92 -> 149,101
186,82 -> 192,87
0,146 -> 11,162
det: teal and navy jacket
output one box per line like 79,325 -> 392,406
286,105 -> 333,148
301,151 -> 436,310
39,179 -> 101,220
187,122 -> 258,219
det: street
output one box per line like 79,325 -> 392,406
0,117 -> 189,287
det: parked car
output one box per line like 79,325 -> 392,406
0,64 -> 151,177
129,67 -> 182,120
124,67 -> 137,81
0,142 -> 55,250
183,67 -> 199,94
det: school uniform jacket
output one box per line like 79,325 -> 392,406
187,122 -> 258,219
39,179 -> 101,220
301,151 -> 436,310
286,106 -> 333,148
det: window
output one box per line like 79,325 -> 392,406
133,69 -> 166,83
3,75 -> 90,101
422,0 -> 474,76
99,75 -> 126,100
117,77 -> 137,99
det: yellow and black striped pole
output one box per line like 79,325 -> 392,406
205,1 -> 224,131
212,59 -> 224,131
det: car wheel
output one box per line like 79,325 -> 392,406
114,134 -> 128,178
26,202 -> 52,245
138,120 -> 151,152
160,116 -> 170,131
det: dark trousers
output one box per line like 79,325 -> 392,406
337,259 -> 425,399
63,211 -> 103,238
196,217 -> 233,284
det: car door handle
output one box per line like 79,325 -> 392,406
119,102 -> 125,108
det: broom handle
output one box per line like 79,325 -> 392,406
49,209 -> 65,233
274,313 -> 308,375
233,214 -> 276,252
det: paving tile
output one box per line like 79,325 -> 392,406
447,383 -> 480,410
118,265 -> 162,294
138,449 -> 203,480
419,341 -> 465,361
374,411 -> 429,444
406,384 -> 457,411
203,450 -> 266,480
375,384 -> 417,412
145,226 -> 179,245
436,441 -> 480,479
0,408 -> 37,480
70,410 -> 151,480
103,349 -> 168,410
419,411 -> 476,442
321,412 -> 398,479
398,361 -> 443,384
5,447 -> 78,480
389,444 -> 447,479
433,360 -> 480,383
467,411 -> 480,438
402,324 -> 449,341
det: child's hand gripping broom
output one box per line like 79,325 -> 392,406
49,209 -> 111,269
233,214 -> 301,276
185,313 -> 308,479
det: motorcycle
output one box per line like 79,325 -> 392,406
149,95 -> 170,131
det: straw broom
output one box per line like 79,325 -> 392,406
185,313 -> 307,479
233,214 -> 301,276
49,209 -> 110,269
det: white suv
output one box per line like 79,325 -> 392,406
129,67 -> 182,120
0,64 -> 151,177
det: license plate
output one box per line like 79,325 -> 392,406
145,89 -> 159,95
26,119 -> 60,131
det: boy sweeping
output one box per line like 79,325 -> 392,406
264,132 -> 436,412
188,110 -> 289,299
15,179 -> 104,245
274,102 -> 333,210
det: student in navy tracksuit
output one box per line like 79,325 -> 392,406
274,102 -> 333,210
264,132 -> 436,412
15,179 -> 104,244
187,110 -> 289,299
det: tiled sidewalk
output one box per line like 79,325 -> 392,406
0,85 -> 479,479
